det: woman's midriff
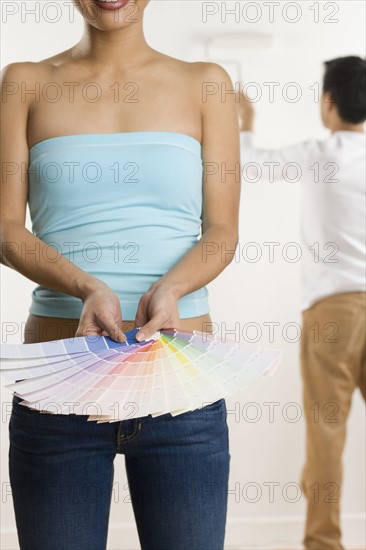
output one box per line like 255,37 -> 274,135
23,313 -> 215,344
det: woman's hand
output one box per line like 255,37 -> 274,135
75,283 -> 127,343
134,281 -> 181,341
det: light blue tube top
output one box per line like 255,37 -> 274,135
27,131 -> 210,319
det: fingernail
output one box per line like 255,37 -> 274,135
135,331 -> 145,342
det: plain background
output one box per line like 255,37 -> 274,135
1,1 -> 365,548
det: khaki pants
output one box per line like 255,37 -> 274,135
300,292 -> 366,550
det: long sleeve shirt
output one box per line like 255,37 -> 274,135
240,130 -> 366,311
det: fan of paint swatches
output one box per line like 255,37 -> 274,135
0,328 -> 282,423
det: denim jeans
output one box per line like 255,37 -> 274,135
9,394 -> 230,550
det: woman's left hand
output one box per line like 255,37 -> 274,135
134,281 -> 181,341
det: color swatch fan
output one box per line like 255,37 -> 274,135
0,328 -> 282,423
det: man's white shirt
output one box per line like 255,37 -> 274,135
240,130 -> 366,311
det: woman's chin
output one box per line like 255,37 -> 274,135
73,0 -> 149,29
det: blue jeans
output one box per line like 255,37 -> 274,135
9,394 -> 230,550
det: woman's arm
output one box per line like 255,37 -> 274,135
134,63 -> 241,341
0,63 -> 127,342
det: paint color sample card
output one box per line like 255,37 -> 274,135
0,328 -> 282,423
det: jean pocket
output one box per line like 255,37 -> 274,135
11,394 -> 54,417
171,399 -> 226,422
11,394 -> 38,414
202,398 -> 226,410
195,398 -> 227,422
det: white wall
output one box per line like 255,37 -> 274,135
1,2 -> 365,548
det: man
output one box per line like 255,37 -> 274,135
237,56 -> 366,550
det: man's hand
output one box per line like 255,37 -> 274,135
236,87 -> 255,132
134,281 -> 181,341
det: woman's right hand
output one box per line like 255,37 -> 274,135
75,283 -> 127,343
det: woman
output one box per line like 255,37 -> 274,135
0,1 -> 240,548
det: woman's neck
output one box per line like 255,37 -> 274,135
71,22 -> 153,73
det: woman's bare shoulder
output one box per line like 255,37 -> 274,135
149,54 -> 233,100
1,50 -> 73,85
187,60 -> 232,79
154,53 -> 232,80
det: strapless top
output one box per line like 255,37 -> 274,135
27,131 -> 210,319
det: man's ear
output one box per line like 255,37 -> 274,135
323,91 -> 335,109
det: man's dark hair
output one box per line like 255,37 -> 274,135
323,56 -> 366,124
